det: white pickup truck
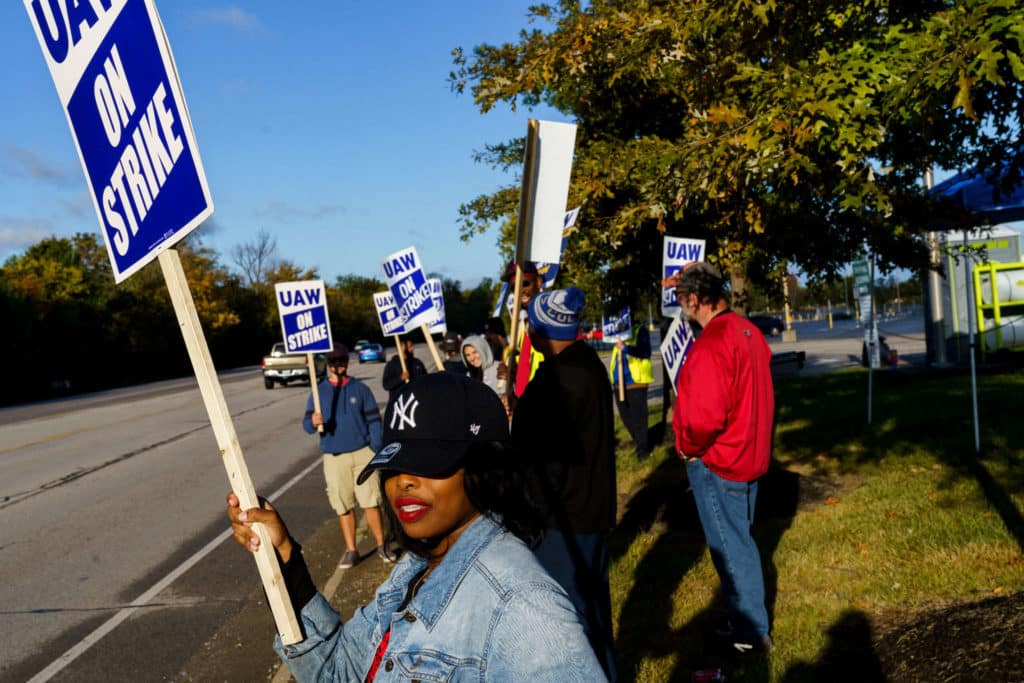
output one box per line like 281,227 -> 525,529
260,343 -> 326,389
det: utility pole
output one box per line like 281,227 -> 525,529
782,268 -> 797,342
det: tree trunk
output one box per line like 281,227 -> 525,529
730,266 -> 749,317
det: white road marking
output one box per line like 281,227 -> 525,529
27,457 -> 323,683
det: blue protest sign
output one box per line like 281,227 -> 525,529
275,281 -> 333,353
25,0 -> 213,283
491,282 -> 510,319
380,246 -> 434,329
661,237 -> 706,317
373,291 -> 407,336
602,307 -> 632,343
427,278 -> 447,334
660,315 -> 696,395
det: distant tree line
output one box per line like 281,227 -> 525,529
0,229 -> 498,406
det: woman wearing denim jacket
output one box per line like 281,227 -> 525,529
228,372 -> 606,682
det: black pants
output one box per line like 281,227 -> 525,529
616,386 -> 649,457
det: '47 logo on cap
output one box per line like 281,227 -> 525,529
390,393 -> 419,430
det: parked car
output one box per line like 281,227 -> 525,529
748,314 -> 785,337
357,342 -> 386,363
353,339 -> 372,352
261,343 -> 326,389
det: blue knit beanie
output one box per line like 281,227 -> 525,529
528,287 -> 585,341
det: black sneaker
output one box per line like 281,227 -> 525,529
377,545 -> 398,563
338,549 -> 359,569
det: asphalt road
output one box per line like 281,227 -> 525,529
0,352 -> 402,683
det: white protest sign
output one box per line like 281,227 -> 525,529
381,246 -> 435,329
275,280 -> 333,353
536,206 -> 581,289
25,0 -> 213,283
661,237 -> 706,317
517,120 -> 577,264
660,315 -> 696,395
602,307 -> 632,343
427,278 -> 447,334
373,291 -> 406,336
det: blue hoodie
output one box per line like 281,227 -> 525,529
302,377 -> 382,454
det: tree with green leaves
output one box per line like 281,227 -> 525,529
451,0 -> 1023,314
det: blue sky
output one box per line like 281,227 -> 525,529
0,2 -> 559,286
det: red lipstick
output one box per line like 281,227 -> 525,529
394,497 -> 430,523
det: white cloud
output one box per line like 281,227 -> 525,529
0,143 -> 77,186
0,220 -> 54,252
191,6 -> 263,33
252,201 -> 346,223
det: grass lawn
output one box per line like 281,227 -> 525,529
609,368 -> 1024,682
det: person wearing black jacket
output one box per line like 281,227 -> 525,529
381,338 -> 428,402
511,286 -> 617,682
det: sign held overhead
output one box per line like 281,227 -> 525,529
275,280 -> 333,354
25,0 -> 213,283
661,237 -> 706,317
381,246 -> 435,329
516,120 -> 577,265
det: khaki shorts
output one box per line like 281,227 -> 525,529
322,446 -> 381,515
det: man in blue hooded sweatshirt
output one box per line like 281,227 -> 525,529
304,345 -> 396,569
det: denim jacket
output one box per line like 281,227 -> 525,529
274,515 -> 607,682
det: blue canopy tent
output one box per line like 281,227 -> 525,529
928,167 -> 1024,453
930,168 -> 1024,223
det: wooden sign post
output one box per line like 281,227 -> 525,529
160,249 -> 301,644
395,335 -> 408,375
421,324 -> 445,372
306,352 -> 323,433
24,0 -> 301,647
618,355 -> 626,402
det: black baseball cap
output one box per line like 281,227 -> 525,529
326,344 -> 349,363
356,372 -> 509,484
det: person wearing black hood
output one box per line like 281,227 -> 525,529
441,331 -> 467,376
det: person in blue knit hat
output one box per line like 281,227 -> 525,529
511,286 -> 619,681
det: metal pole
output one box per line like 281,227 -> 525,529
925,168 -> 948,366
867,251 -> 875,425
963,232 -> 981,452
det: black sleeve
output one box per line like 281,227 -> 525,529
278,542 -> 317,615
381,358 -> 402,391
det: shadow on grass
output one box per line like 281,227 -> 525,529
773,369 -> 1024,554
780,610 -> 887,683
611,447 -> 800,682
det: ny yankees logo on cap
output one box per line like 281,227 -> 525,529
390,392 -> 419,431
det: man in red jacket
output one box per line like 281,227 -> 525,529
672,262 -> 774,654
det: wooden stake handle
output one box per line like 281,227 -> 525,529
617,348 -> 626,402
307,352 -> 323,433
158,250 -> 301,645
421,324 -> 444,371
394,335 -> 407,375
505,267 -> 524,401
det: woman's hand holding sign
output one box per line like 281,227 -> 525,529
227,492 -> 293,564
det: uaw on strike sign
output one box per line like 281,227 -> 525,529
25,0 -> 213,283
275,281 -> 333,353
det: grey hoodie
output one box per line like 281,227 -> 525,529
461,334 -> 502,395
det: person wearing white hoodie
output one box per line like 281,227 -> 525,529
461,334 -> 507,396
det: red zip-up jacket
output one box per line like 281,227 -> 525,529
673,311 -> 774,482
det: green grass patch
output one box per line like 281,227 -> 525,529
609,369 -> 1024,681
